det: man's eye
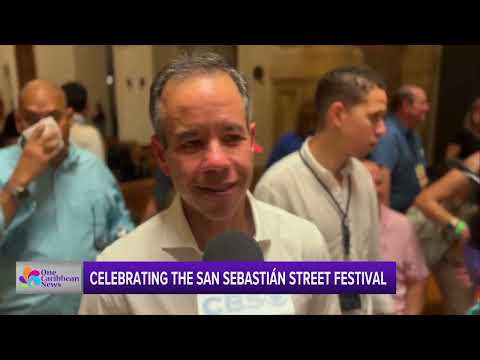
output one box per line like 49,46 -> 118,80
181,140 -> 202,150
224,134 -> 245,144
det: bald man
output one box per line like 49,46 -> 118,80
0,80 -> 134,314
370,85 -> 431,214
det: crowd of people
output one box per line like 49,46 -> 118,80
0,51 -> 478,315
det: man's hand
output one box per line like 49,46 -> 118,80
9,124 -> 62,188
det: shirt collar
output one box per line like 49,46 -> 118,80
159,191 -> 271,254
60,144 -> 81,170
390,115 -> 411,137
73,113 -> 87,125
300,137 -> 354,186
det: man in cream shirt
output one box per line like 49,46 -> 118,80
255,66 -> 394,315
79,52 -> 340,315
62,82 -> 105,162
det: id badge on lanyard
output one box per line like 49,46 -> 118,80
409,136 -> 428,189
339,224 -> 361,312
299,150 -> 362,312
416,163 -> 429,189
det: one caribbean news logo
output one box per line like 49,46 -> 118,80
16,262 -> 82,294
18,266 -> 41,288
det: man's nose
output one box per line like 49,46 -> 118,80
202,141 -> 230,170
375,119 -> 386,137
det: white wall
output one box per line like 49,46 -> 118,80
33,45 -> 114,136
34,45 -> 76,86
33,45 -> 157,144
74,45 -> 112,134
113,45 -> 154,144
153,45 -> 178,73
238,46 -> 280,167
238,45 -> 364,168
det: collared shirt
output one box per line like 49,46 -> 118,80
254,139 -> 393,315
0,143 -> 134,314
70,114 -> 106,162
379,205 -> 429,315
72,113 -> 87,125
370,115 -> 428,213
153,168 -> 173,209
78,192 -> 341,315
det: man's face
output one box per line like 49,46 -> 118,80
405,88 -> 430,127
16,89 -> 73,146
363,160 -> 385,203
152,72 -> 256,222
341,87 -> 387,159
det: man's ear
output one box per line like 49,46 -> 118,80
249,122 -> 257,153
151,134 -> 171,176
400,98 -> 411,113
327,101 -> 347,129
15,111 -> 25,133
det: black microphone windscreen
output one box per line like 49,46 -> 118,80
202,231 -> 264,262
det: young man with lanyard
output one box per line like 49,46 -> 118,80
255,66 -> 394,315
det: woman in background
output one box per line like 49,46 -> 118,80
445,97 -> 480,160
415,151 -> 480,313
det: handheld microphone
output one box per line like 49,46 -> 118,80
202,231 -> 264,262
445,158 -> 480,184
197,231 -> 295,315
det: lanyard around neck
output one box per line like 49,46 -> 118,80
298,150 -> 352,256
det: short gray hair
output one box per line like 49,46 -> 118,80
149,51 -> 251,146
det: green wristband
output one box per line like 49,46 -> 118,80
455,221 -> 467,236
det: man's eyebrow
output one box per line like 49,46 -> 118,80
22,109 -> 60,116
174,129 -> 201,142
223,123 -> 246,133
370,110 -> 386,117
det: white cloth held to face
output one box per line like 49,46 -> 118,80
22,116 -> 65,153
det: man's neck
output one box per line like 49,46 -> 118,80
183,196 -> 255,251
394,112 -> 412,130
308,134 -> 349,183
73,113 -> 87,124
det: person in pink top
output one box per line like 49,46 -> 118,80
364,160 -> 429,315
